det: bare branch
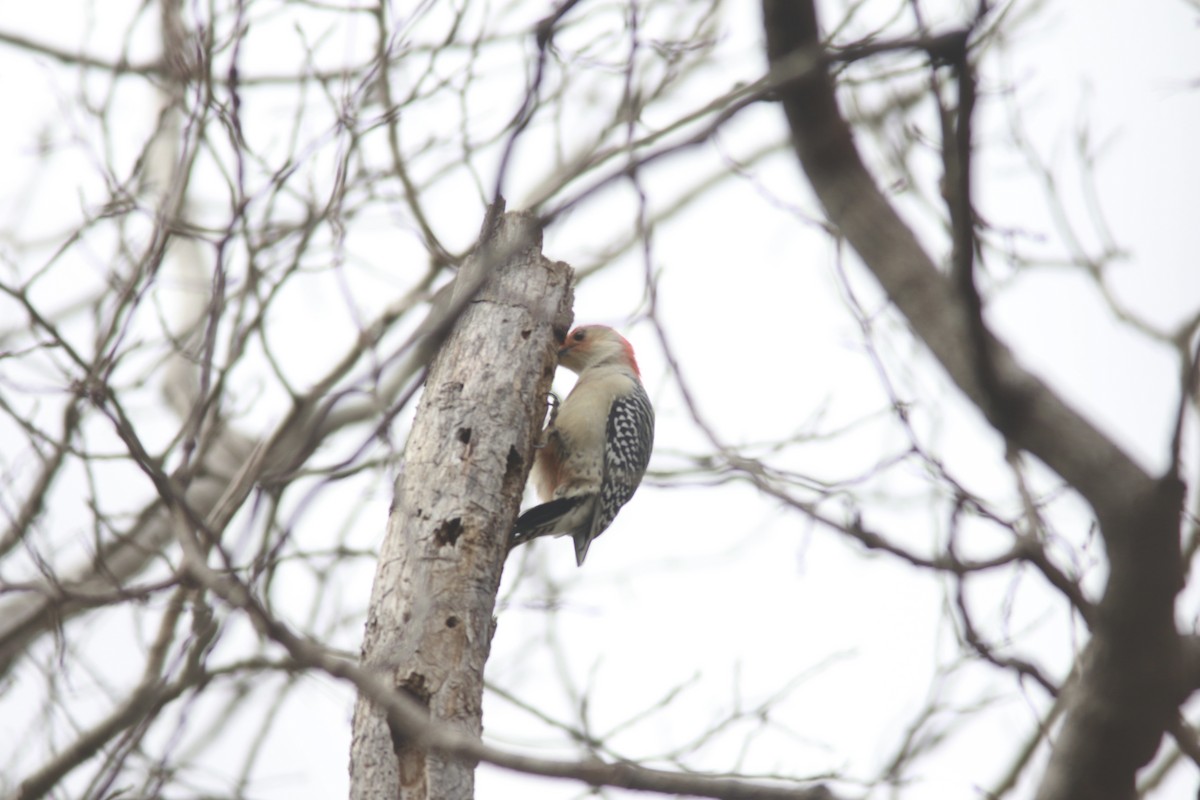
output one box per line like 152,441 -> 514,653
761,3 -> 1188,797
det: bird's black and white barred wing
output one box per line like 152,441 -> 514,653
573,382 -> 655,564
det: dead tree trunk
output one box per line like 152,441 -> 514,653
348,209 -> 573,800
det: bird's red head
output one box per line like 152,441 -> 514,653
558,325 -> 641,376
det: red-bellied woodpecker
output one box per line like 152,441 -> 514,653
511,325 -> 654,565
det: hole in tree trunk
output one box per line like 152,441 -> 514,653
434,517 -> 463,547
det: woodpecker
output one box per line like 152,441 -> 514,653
511,325 -> 654,565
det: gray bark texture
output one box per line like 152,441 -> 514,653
348,209 -> 574,800
761,3 -> 1187,799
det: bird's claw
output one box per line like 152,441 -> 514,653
533,392 -> 561,449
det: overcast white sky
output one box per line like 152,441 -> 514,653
1,0 -> 1198,798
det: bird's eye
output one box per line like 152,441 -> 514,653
573,329 -> 586,341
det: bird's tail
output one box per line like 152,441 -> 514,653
510,496 -> 587,548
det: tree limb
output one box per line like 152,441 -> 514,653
760,3 -> 1187,797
